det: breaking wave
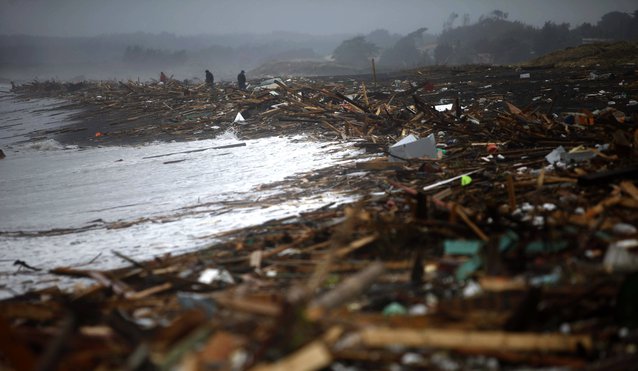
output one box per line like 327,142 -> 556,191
12,138 -> 78,152
217,126 -> 239,140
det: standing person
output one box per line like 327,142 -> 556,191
237,70 -> 246,90
205,69 -> 214,89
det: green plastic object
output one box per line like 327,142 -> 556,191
461,175 -> 472,186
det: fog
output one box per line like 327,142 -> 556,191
1,0 -> 636,82
1,0 -> 636,37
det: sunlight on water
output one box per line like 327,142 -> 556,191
0,86 -> 362,296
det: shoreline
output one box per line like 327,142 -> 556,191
3,64 -> 638,369
11,64 -> 637,150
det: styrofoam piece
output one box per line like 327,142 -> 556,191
389,134 -> 437,162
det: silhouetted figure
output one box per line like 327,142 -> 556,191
237,70 -> 246,90
205,69 -> 214,88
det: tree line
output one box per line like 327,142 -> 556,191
332,9 -> 638,69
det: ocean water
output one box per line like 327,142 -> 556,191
0,84 -> 362,296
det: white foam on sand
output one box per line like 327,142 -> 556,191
0,94 -> 362,296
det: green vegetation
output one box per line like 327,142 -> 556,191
333,9 -> 638,69
332,36 -> 379,67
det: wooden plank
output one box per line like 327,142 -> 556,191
359,328 -> 592,352
251,340 -> 332,371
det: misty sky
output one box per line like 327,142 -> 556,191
1,0 -> 636,37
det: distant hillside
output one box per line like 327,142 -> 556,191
523,41 -> 638,68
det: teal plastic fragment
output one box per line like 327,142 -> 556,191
529,270 -> 562,286
455,254 -> 482,281
594,231 -> 612,241
383,302 -> 408,316
498,230 -> 519,252
563,225 -> 579,235
526,240 -> 568,254
444,240 -> 484,255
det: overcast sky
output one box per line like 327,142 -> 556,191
1,0 -> 636,37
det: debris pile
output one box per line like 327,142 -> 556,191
3,64 -> 638,369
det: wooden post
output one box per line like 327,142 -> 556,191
371,58 -> 377,85
507,174 -> 516,211
361,82 -> 369,107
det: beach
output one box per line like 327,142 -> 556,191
2,63 -> 638,369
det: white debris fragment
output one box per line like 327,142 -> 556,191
435,103 -> 453,112
198,268 -> 235,284
233,112 -> 245,122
